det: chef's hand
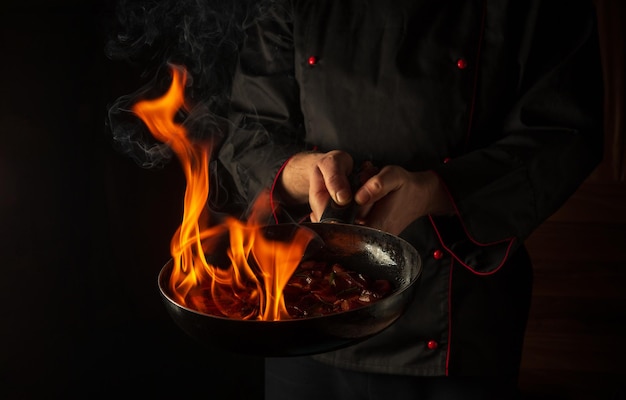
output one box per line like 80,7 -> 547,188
353,166 -> 454,236
278,150 -> 355,220
278,152 -> 453,234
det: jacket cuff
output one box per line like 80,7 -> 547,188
270,154 -> 297,224
427,172 -> 517,275
427,213 -> 517,275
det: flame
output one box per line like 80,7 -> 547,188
132,65 -> 313,320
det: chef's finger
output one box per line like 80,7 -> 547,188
355,166 -> 404,205
354,201 -> 374,223
309,166 -> 331,220
317,151 -> 354,205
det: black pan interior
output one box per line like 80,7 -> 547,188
158,222 -> 421,356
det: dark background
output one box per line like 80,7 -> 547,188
2,2 -> 625,400
0,2 -> 264,398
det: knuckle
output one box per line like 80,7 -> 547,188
319,150 -> 351,169
367,175 -> 384,192
326,173 -> 342,185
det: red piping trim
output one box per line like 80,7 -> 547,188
431,169 -> 515,249
270,146 -> 319,224
430,161 -> 517,276
429,214 -> 516,276
431,170 -> 514,248
432,1 -> 517,276
464,0 -> 488,148
270,154 -> 296,224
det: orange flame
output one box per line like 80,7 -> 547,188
132,65 -> 313,320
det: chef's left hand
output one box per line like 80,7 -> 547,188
353,167 -> 454,236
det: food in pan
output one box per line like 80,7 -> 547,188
188,260 -> 393,319
283,261 -> 393,318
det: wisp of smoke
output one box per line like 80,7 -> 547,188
105,0 -> 265,169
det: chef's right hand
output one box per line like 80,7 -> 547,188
278,150 -> 354,221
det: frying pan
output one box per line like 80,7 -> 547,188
158,219 -> 421,357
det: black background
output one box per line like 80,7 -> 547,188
0,2 -> 264,398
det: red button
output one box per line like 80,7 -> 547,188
427,340 -> 438,350
443,157 -> 451,164
433,249 -> 444,260
308,56 -> 318,66
456,58 -> 468,69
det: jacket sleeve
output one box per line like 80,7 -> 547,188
430,0 -> 604,273
215,2 -> 306,217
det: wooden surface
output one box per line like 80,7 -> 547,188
520,3 -> 626,395
519,182 -> 626,400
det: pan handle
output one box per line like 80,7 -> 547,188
319,197 -> 359,224
319,171 -> 362,224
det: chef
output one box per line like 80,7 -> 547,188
216,0 -> 604,398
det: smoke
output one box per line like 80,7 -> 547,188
105,0 -> 266,169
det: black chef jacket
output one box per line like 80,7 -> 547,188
216,0 -> 604,377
